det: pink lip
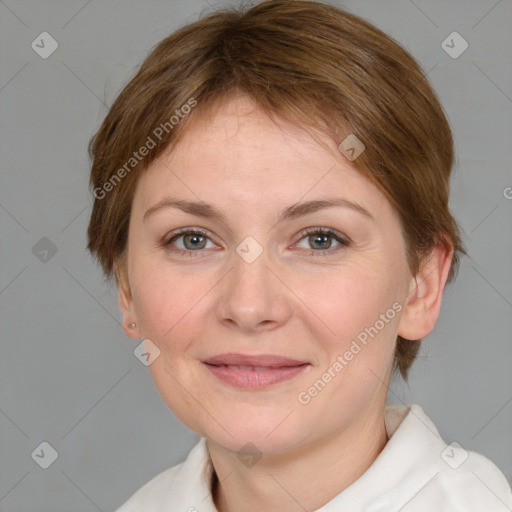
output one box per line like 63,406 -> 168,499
202,353 -> 310,389
202,353 -> 308,367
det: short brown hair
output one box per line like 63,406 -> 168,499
87,0 -> 465,381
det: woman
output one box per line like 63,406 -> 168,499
86,1 -> 512,510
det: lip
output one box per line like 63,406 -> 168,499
202,353 -> 310,389
202,353 -> 308,367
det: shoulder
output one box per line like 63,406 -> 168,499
434,449 -> 512,511
401,405 -> 512,511
113,437 -> 210,512
114,463 -> 183,512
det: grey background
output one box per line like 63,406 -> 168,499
0,0 -> 511,510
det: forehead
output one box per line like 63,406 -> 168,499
168,96 -> 333,168
133,96 -> 389,218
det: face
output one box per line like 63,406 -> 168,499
119,96 -> 414,455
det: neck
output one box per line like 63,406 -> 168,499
209,404 -> 389,512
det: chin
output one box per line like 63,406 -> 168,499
203,415 -> 312,456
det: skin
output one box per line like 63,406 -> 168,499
117,95 -> 453,512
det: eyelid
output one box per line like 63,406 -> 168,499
296,226 -> 351,246
164,227 -> 211,243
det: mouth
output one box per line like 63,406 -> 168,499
207,364 -> 297,371
202,353 -> 310,389
202,353 -> 308,367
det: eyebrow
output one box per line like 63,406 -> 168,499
143,196 -> 373,224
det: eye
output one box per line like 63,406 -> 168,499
162,227 -> 350,258
295,227 -> 350,255
163,228 -> 216,256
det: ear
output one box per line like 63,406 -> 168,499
115,259 -> 140,339
397,241 -> 454,341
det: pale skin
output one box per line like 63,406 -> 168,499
117,95 -> 453,512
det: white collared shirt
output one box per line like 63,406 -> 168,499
115,404 -> 512,511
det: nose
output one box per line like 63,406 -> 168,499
215,242 -> 293,333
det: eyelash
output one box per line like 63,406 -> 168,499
162,227 -> 350,258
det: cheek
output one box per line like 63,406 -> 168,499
299,268 -> 401,389
295,264 -> 404,412
295,259 -> 401,345
130,262 -> 210,354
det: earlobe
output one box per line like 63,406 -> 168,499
397,242 -> 454,341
